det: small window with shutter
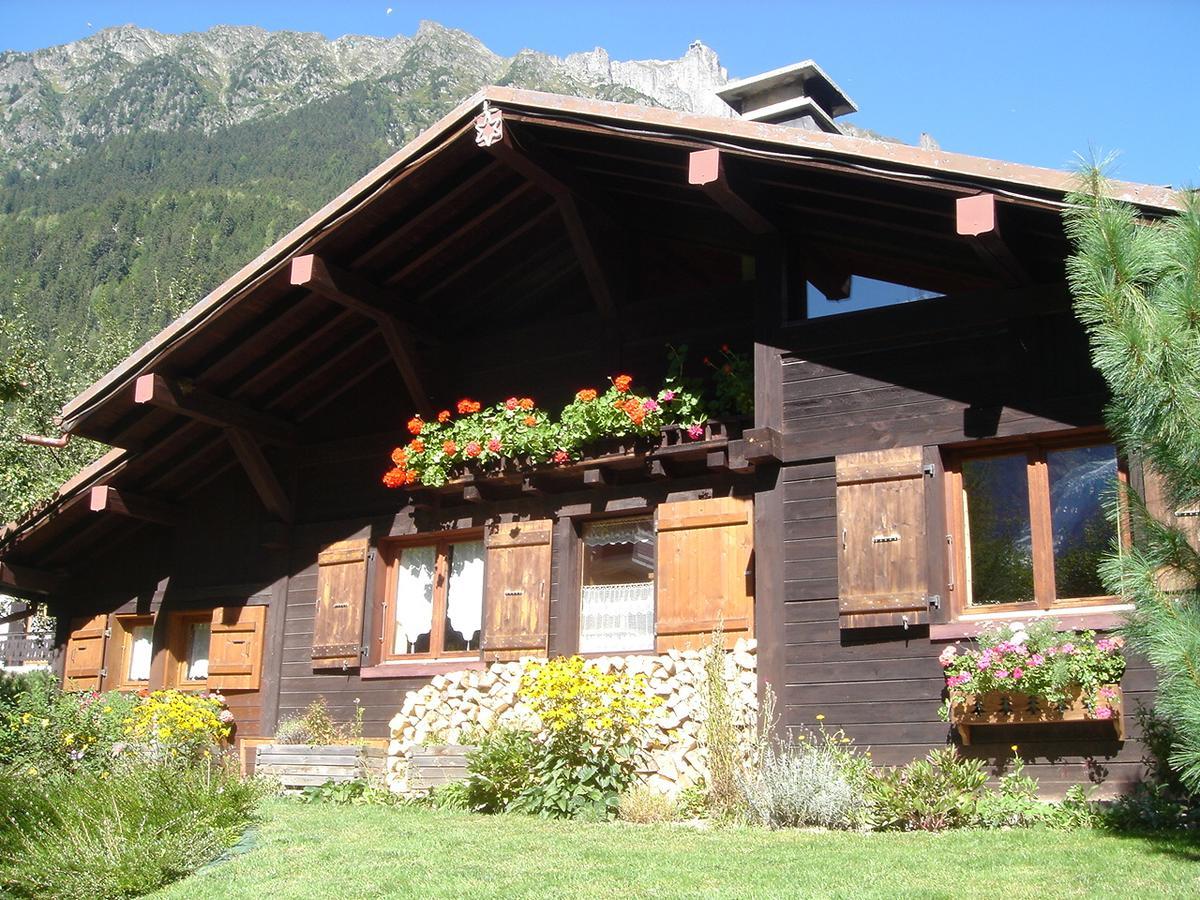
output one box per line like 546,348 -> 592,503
208,605 -> 267,691
379,533 -> 485,661
63,614 -> 110,691
835,446 -> 933,628
112,614 -> 155,691
578,517 -> 656,654
164,610 -> 216,688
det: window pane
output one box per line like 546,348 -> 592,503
127,624 -> 153,682
186,622 -> 210,681
579,518 -> 655,653
962,454 -> 1034,606
394,545 -> 435,655
444,540 -> 484,652
1049,444 -> 1118,599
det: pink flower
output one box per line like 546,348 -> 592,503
660,390 -> 676,402
995,669 -> 1010,679
977,658 -> 991,672
1029,654 -> 1045,667
643,399 -> 660,412
487,438 -> 502,453
1060,643 -> 1076,655
938,646 -> 958,669
1095,706 -> 1113,720
687,424 -> 704,440
1011,667 -> 1024,679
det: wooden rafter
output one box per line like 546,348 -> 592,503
134,373 -> 299,446
956,193 -> 1032,286
475,106 -> 619,317
0,562 -> 61,596
688,148 -> 850,302
289,254 -> 433,417
88,485 -> 181,526
226,427 -> 294,523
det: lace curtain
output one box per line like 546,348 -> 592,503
446,540 -> 484,645
394,544 -> 435,654
582,518 -> 656,547
128,624 -> 153,682
186,623 -> 210,681
579,581 -> 655,653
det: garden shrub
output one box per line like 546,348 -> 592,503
509,656 -> 660,820
426,780 -> 470,811
299,778 -> 399,807
273,696 -> 364,745
739,726 -> 872,830
462,726 -> 538,813
868,747 -> 987,831
123,690 -> 233,762
1104,706 -> 1200,831
971,752 -> 1086,829
700,628 -> 742,820
0,675 -> 140,775
0,759 -> 265,899
618,784 -> 679,824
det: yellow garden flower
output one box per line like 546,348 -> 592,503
26,767 -> 37,776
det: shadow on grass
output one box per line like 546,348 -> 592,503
1099,825 -> 1200,862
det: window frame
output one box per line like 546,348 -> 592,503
945,431 -> 1128,620
165,610 -> 214,690
378,529 -> 486,663
575,514 -> 658,655
111,614 -> 155,692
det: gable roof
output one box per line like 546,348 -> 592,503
2,84 -> 1184,572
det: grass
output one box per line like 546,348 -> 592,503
154,800 -> 1200,899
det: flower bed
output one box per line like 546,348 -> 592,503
383,346 -> 751,489
938,620 -> 1126,743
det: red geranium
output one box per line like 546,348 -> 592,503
408,439 -> 425,454
390,447 -> 408,466
613,374 -> 633,393
383,468 -> 406,488
504,397 -> 519,411
552,449 -> 570,464
487,438 -> 502,453
465,441 -> 482,458
457,398 -> 481,415
576,388 -> 597,403
437,409 -> 452,423
406,416 -> 423,435
443,440 -> 457,455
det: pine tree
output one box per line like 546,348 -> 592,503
1065,169 -> 1200,788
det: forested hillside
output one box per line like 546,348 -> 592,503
0,22 -> 728,521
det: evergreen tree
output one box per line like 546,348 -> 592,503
1065,169 -> 1200,788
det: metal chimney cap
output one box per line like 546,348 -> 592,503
717,59 -> 858,119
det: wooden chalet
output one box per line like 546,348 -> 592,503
0,71 -> 1184,793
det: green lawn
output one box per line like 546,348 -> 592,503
154,800 -> 1200,899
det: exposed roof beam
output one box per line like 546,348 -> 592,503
226,427 -> 294,523
289,254 -> 433,417
88,485 -> 181,527
688,148 -> 850,302
135,373 -> 299,446
0,562 -> 61,596
956,193 -> 1032,287
475,106 -> 620,317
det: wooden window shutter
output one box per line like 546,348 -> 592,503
63,614 -> 109,691
835,446 -> 932,628
1139,463 -> 1200,591
655,496 -> 754,651
208,605 -> 267,690
313,539 -> 369,668
482,520 -> 552,658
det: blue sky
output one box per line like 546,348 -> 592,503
2,1 -> 1197,188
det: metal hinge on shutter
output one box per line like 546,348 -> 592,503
922,464 -> 936,477
927,594 -> 941,610
98,667 -> 108,677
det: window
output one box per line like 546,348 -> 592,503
949,437 -> 1123,614
165,611 -> 214,688
578,517 -> 656,653
383,536 -> 484,659
113,615 -> 154,689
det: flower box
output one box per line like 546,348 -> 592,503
254,743 -> 386,793
949,685 -> 1124,746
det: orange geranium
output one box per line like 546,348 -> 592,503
408,438 -> 425,454
437,409 -> 452,423
504,397 -> 519,411
576,388 -> 597,403
456,398 -> 482,415
405,470 -> 419,486
518,397 -> 535,410
391,448 -> 408,467
443,440 -> 457,455
382,467 -> 407,488
523,415 -> 538,427
406,416 -> 423,435
613,374 -> 633,393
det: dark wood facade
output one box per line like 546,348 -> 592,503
1,87 -> 1180,794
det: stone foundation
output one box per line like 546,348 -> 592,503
386,639 -> 758,796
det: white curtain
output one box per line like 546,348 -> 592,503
395,544 -> 436,654
582,518 -> 656,547
186,623 -> 210,680
128,625 -> 153,682
446,540 -> 484,647
579,582 -> 655,653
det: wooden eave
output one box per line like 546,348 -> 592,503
3,85 -> 1186,569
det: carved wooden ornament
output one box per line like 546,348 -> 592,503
474,101 -> 503,148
